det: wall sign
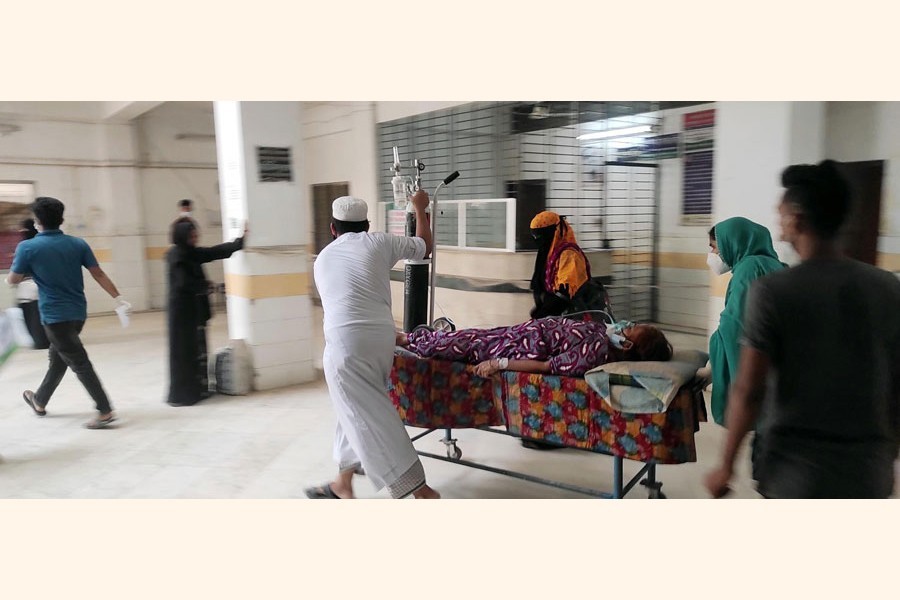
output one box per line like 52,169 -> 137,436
256,146 -> 293,182
681,109 -> 715,220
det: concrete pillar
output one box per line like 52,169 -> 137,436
707,102 -> 826,333
213,101 -> 315,390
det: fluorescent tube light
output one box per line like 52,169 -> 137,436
577,125 -> 652,141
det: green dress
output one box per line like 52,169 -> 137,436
709,217 -> 786,426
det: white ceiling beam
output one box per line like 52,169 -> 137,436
101,101 -> 165,122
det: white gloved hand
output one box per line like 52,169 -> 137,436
114,296 -> 132,313
114,296 -> 132,329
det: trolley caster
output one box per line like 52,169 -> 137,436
432,317 -> 456,332
442,438 -> 462,460
641,478 -> 666,499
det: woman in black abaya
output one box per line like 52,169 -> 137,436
166,218 -> 246,406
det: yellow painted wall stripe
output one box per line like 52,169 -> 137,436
613,251 -> 708,269
710,272 -> 732,298
224,272 -> 309,300
611,251 -> 653,265
658,252 -> 709,270
145,246 -> 170,260
878,252 -> 900,271
709,254 -> 900,297
93,249 -> 112,262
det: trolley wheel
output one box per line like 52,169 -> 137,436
641,478 -> 666,499
432,317 -> 456,332
446,444 -> 462,460
411,324 -> 435,334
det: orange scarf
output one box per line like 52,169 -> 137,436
530,211 -> 590,297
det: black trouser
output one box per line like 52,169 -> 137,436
751,431 -> 763,481
34,320 -> 112,414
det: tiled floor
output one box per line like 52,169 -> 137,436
0,310 -> 767,499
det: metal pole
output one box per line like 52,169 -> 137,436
612,456 -> 624,499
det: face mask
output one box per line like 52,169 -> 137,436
707,252 -> 731,275
183,211 -> 192,218
606,320 -> 634,350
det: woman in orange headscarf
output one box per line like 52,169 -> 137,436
529,211 -> 592,318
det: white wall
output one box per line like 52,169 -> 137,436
0,102 -> 225,314
0,112 -> 149,313
303,102 -> 380,232
653,103 -> 717,332
825,101 -> 900,265
136,102 -> 222,309
375,102 -> 469,123
301,102 -> 467,237
709,101 -> 828,332
8,100 -> 894,341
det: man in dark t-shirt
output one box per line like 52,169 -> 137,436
706,160 -> 900,499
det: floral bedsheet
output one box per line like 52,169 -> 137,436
388,354 -> 707,465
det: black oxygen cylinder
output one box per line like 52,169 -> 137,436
403,210 -> 430,332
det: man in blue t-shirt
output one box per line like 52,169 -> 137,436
6,197 -> 131,429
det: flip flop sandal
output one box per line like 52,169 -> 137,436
304,484 -> 342,499
22,391 -> 46,417
84,415 -> 117,430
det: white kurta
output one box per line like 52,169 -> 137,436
313,232 -> 426,494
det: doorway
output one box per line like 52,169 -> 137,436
835,160 -> 883,266
505,179 -> 547,251
311,182 -> 350,255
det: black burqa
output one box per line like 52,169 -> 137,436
529,224 -> 570,319
166,219 -> 244,406
18,219 -> 49,349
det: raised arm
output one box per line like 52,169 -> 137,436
193,237 -> 244,264
411,190 -> 433,258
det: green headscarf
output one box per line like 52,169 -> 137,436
709,217 -> 786,426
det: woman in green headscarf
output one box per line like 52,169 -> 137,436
707,217 -> 786,473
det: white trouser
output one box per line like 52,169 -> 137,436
324,324 -> 425,497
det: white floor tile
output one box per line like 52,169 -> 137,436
0,309 -> 847,500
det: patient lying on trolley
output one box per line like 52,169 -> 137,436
395,317 -> 672,378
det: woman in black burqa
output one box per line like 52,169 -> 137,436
16,218 -> 50,349
166,218 -> 246,406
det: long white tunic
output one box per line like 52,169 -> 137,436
313,232 -> 426,492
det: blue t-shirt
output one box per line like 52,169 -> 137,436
10,230 -> 99,324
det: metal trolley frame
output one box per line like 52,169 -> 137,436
408,426 -> 666,499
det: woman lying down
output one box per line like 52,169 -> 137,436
395,317 -> 673,378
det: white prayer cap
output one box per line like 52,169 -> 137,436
332,196 -> 368,222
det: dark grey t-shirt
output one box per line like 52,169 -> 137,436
741,258 -> 900,498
